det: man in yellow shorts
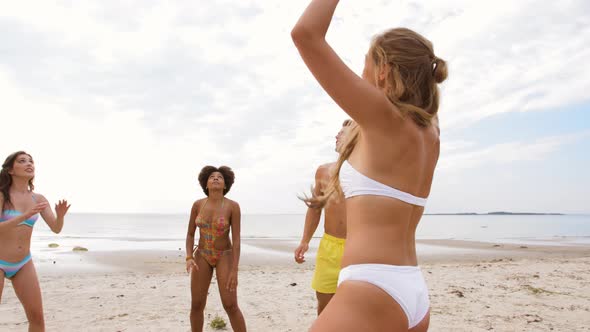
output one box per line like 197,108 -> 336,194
294,119 -> 352,315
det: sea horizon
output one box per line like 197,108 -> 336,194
28,213 -> 590,255
59,211 -> 590,215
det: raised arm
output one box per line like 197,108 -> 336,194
185,201 -> 199,273
227,201 -> 242,292
294,166 -> 325,263
291,0 -> 396,129
37,194 -> 69,234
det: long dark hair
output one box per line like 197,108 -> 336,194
1,151 -> 35,209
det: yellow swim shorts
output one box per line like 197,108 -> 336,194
311,233 -> 345,294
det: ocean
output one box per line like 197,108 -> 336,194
30,213 -> 590,256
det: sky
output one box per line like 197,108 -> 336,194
1,0 -> 589,214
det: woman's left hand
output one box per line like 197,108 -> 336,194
226,270 -> 238,292
55,199 -> 71,219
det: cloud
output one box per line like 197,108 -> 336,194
430,0 -> 590,127
1,1 -> 588,213
439,131 -> 590,172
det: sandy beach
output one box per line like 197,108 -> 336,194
1,239 -> 589,332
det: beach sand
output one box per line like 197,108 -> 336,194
1,240 -> 589,331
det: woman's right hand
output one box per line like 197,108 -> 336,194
186,258 -> 198,273
26,202 -> 48,218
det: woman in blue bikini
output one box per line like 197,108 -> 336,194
0,151 -> 70,331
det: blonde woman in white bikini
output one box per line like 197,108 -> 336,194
292,1 -> 448,330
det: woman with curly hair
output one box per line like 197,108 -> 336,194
185,165 -> 246,332
0,151 -> 70,331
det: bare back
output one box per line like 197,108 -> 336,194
343,115 -> 440,267
291,0 -> 442,268
293,3 -> 443,330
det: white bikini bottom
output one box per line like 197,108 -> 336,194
338,264 -> 430,328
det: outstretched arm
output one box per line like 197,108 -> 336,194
37,194 -> 69,234
291,0 -> 396,129
294,166 -> 324,263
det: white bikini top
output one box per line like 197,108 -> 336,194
340,161 -> 428,207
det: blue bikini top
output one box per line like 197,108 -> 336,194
0,193 -> 40,227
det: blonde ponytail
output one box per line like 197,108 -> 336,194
300,122 -> 360,209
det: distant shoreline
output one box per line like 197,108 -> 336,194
34,238 -> 590,275
424,212 -> 564,216
64,211 -> 573,216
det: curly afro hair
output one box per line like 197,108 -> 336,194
198,165 -> 235,196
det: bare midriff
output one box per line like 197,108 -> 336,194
341,196 -> 424,268
0,227 -> 33,262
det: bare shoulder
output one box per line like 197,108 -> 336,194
193,198 -> 206,209
316,162 -> 335,180
33,192 -> 48,203
226,199 -> 241,217
226,198 -> 240,210
425,120 -> 441,146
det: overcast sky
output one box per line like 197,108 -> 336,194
2,0 -> 589,214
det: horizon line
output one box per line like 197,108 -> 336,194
60,211 -> 589,216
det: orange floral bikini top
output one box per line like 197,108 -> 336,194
195,198 -> 230,246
